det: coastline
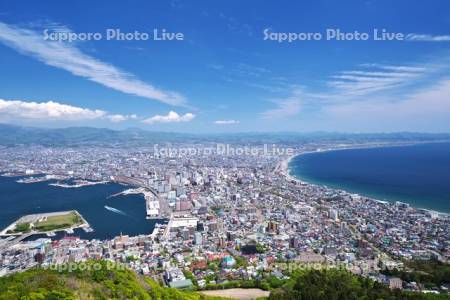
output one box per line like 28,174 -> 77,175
279,141 -> 450,216
278,140 -> 427,183
0,177 -> 160,240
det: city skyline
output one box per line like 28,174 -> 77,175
1,0 -> 450,133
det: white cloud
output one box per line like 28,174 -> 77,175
406,34 -> 450,42
0,22 -> 186,106
360,64 -> 427,72
327,64 -> 427,97
338,71 -> 419,78
261,99 -> 301,119
321,78 -> 450,131
107,114 -> 137,123
260,88 -> 302,119
142,111 -> 195,124
214,120 -> 240,125
0,98 -> 138,123
266,57 -> 450,131
0,98 -> 106,121
233,63 -> 270,77
256,57 -> 448,128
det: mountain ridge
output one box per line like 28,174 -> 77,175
1,123 -> 450,146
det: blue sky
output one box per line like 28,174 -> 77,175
0,0 -> 450,132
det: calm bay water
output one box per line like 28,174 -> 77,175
0,177 -> 162,240
289,142 -> 450,213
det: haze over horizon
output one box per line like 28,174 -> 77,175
3,122 -> 450,135
1,0 -> 450,133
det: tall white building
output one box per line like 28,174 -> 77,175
194,232 -> 202,245
329,209 -> 339,221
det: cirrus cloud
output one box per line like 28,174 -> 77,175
321,78 -> 450,131
406,33 -> 450,42
0,21 -> 186,106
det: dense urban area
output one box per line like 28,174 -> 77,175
0,139 -> 448,299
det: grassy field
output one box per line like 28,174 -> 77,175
34,211 -> 83,232
5,211 -> 84,234
8,222 -> 31,234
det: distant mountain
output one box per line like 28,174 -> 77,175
0,123 -> 449,146
0,124 -> 194,146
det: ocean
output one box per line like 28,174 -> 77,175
289,142 -> 450,213
0,177 -> 162,240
